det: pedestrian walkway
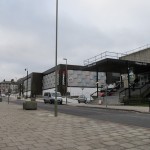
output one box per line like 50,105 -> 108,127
35,97 -> 150,113
0,100 -> 150,150
10,96 -> 150,113
68,103 -> 150,113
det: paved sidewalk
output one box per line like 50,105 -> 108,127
68,103 -> 150,113
0,101 -> 150,150
12,96 -> 150,113
36,97 -> 150,113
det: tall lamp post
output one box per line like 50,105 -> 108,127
63,58 -> 68,104
54,0 -> 59,117
25,68 -> 28,99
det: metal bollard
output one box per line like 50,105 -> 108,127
149,98 -> 150,113
8,93 -> 10,104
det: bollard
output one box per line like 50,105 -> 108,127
149,98 -> 150,113
8,95 -> 10,104
8,93 -> 11,104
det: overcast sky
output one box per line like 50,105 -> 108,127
0,0 -> 150,81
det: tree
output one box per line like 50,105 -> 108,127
11,79 -> 14,83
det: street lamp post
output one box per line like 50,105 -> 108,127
63,58 -> 68,104
96,81 -> 99,100
54,0 -> 58,117
25,68 -> 28,99
8,83 -> 11,104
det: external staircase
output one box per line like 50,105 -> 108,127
90,83 -> 124,105
119,83 -> 150,105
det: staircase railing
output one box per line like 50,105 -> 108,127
90,91 -> 97,98
119,83 -> 150,100
91,82 -> 123,99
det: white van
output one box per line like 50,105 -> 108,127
43,92 -> 63,104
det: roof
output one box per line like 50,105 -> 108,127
83,58 -> 150,74
0,81 -> 11,84
43,64 -> 83,75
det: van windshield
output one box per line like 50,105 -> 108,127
51,92 -> 61,97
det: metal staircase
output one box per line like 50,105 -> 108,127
119,83 -> 150,104
89,82 -> 124,105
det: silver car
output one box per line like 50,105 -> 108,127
78,95 -> 87,103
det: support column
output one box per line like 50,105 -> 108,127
127,66 -> 131,98
96,70 -> 98,98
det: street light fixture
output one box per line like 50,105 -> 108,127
25,68 -> 28,99
63,58 -> 68,104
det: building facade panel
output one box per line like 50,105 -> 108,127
68,70 -> 106,87
23,78 -> 31,91
42,72 -> 59,90
120,48 -> 150,63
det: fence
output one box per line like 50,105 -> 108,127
84,51 -> 126,66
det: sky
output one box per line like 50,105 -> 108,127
0,0 -> 150,81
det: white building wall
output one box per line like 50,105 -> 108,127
42,70 -> 106,98
42,72 -> 59,89
43,87 -> 96,99
68,87 -> 96,99
24,78 -> 31,91
23,78 -> 31,97
120,48 -> 150,63
42,88 -> 55,96
68,70 -> 106,87
23,91 -> 31,97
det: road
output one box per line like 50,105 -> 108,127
4,97 -> 150,129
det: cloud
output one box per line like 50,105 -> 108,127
0,0 -> 150,81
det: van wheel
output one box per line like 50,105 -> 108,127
78,101 -> 80,103
44,100 -> 46,104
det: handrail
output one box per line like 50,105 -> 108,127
84,51 -> 126,66
125,44 -> 150,55
90,91 -> 97,97
84,44 -> 150,66
119,83 -> 150,99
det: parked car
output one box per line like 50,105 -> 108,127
78,95 -> 87,104
98,91 -> 105,97
43,92 -> 63,104
98,90 -> 113,97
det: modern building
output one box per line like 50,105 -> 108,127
83,47 -> 150,104
42,64 -> 107,98
16,45 -> 150,104
18,73 -> 43,98
120,47 -> 150,86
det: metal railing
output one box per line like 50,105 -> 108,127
119,83 -> 150,99
84,44 -> 150,66
125,44 -> 150,55
84,51 -> 126,66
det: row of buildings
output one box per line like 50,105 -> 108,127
0,80 -> 18,95
1,46 -> 150,103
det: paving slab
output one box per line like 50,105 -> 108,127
0,101 -> 149,150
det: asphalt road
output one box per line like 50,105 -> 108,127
4,97 -> 150,129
